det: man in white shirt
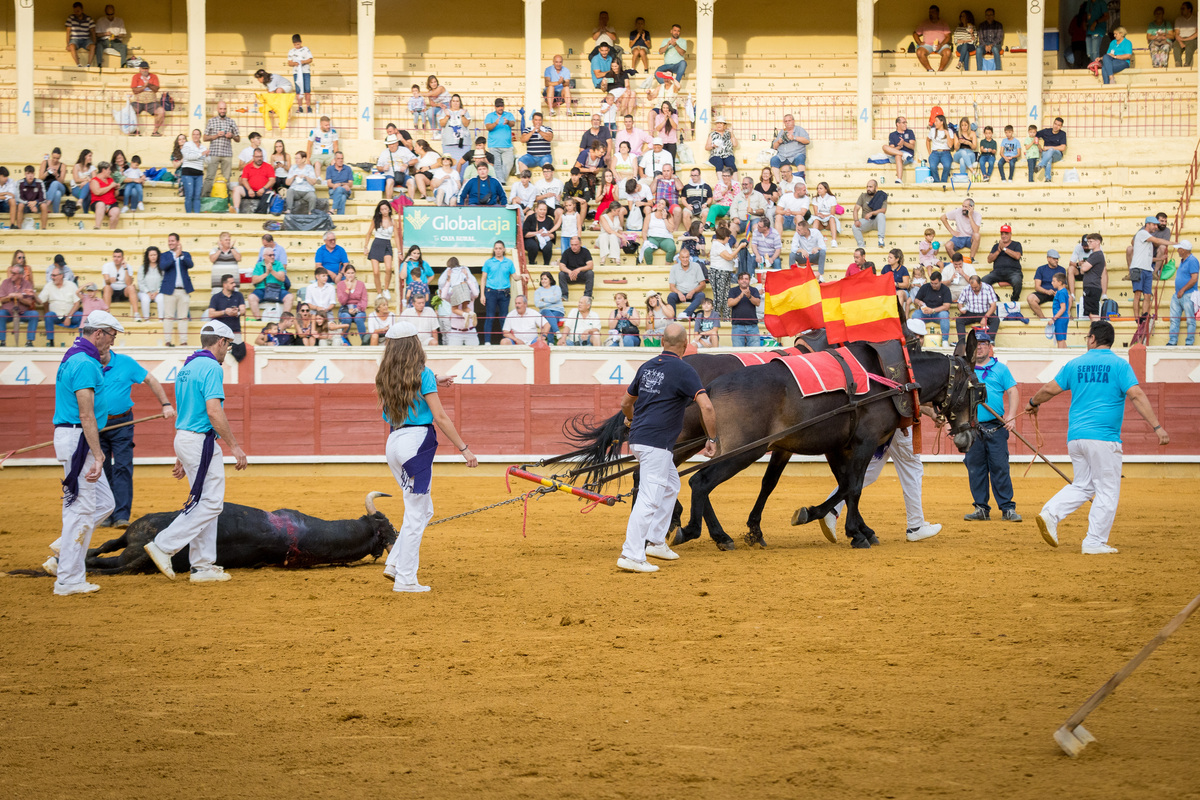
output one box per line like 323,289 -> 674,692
509,169 -> 539,211
285,152 -> 317,213
789,217 -> 827,275
100,248 -> 135,311
305,267 -> 338,318
941,198 -> 983,260
94,5 -> 128,69
38,267 -> 81,346
377,134 -> 416,200
500,295 -> 549,345
0,167 -> 18,228
306,116 -> 339,171
1129,216 -> 1175,319
533,164 -> 564,211
639,138 -> 673,178
777,164 -> 804,198
287,34 -> 313,113
775,182 -> 810,233
615,115 -> 653,156
399,294 -> 439,346
236,132 -> 262,169
559,295 -> 602,346
941,252 -> 978,300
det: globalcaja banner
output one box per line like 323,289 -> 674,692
401,207 -> 518,252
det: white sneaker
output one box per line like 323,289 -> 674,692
616,557 -> 659,573
1081,542 -> 1118,555
381,289 -> 392,301
819,511 -> 838,543
49,539 -> 61,555
1036,513 -> 1059,547
906,522 -> 942,542
190,566 -> 231,582
54,581 -> 100,596
143,541 -> 176,579
383,566 -> 396,581
137,202 -> 145,211
42,556 -> 59,576
394,582 -> 431,592
122,206 -> 129,212
645,542 -> 679,561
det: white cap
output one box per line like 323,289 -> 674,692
652,137 -> 664,145
906,318 -> 928,337
85,309 -> 125,333
384,134 -> 400,145
713,115 -> 726,124
384,321 -> 419,340
200,320 -> 235,340
1177,239 -> 1193,251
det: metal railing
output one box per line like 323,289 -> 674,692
1174,140 -> 1200,237
33,88 -> 190,136
0,87 -> 16,134
212,91 -> 361,139
1042,90 -> 1196,138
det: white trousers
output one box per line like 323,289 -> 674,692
138,291 -> 164,321
160,288 -> 190,345
622,444 -> 679,561
383,427 -> 436,585
827,426 -> 927,530
54,427 -> 114,588
152,430 -> 225,570
1040,439 -> 1123,547
596,230 -> 621,261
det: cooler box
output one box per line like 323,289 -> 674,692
914,164 -> 932,184
365,176 -> 388,191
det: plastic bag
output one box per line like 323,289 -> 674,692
113,102 -> 137,135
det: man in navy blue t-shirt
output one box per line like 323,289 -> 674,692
882,116 -> 917,184
618,323 -> 717,572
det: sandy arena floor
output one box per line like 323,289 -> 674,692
1,469 -> 1199,799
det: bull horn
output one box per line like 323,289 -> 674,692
365,492 -> 392,516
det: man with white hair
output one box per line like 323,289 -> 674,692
47,311 -> 124,595
500,295 -> 548,345
1167,239 -> 1197,346
144,320 -> 248,583
559,296 -> 602,346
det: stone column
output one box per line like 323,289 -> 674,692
1026,0 -> 1045,128
524,0 -> 543,119
15,0 -> 34,135
856,0 -> 874,141
357,0 -> 375,140
694,0 -> 716,150
186,0 -> 206,125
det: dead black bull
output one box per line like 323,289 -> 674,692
84,492 -> 398,574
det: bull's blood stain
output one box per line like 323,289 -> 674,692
267,511 -> 306,566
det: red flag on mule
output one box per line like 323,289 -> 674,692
819,270 -> 904,345
762,266 -> 822,339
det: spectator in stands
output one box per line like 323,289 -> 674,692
0,168 -> 16,229
65,3 -> 95,67
208,231 -> 242,291
247,249 -> 294,318
1149,7 -> 1176,67
955,275 -> 999,341
591,42 -> 615,89
94,5 -> 127,68
311,231 -> 347,284
229,148 -> 272,214
977,126 -> 998,180
543,55 -> 573,115
775,182 -> 810,233
851,180 -> 887,249
333,265 -> 368,344
236,131 -> 262,170
561,169 -> 592,218
558,196 -> 585,256
650,102 -> 681,160
408,140 -> 442,201
707,168 -> 738,229
998,124 -> 1021,181
912,270 -> 952,345
499,295 -> 547,346
397,295 -> 437,346
1025,249 -> 1065,319
120,154 -> 144,212
978,7 -> 1004,69
130,61 -> 165,136
751,218 -> 783,271
422,76 -> 451,130
941,197 -> 982,260
485,99 -> 518,183
0,262 -> 38,346
40,149 -> 68,213
704,116 -> 738,174
520,113 -> 556,172
952,11 -> 978,70
810,182 -> 840,248
207,274 -> 247,341
1036,117 -> 1068,182
626,16 -> 653,71
952,116 -> 977,173
650,161 -> 683,225
654,23 -> 689,85
100,248 -> 134,312
284,152 -> 317,214
532,271 -> 565,333
38,267 -> 81,346
983,224 -> 1023,301
883,116 -> 916,185
943,250 -> 977,299
1130,216 -> 1175,320
1074,233 -> 1107,320
438,94 -> 472,163
576,141 -> 610,194
78,284 -> 108,318
16,166 -> 49,229
458,162 -> 506,207
88,162 -> 122,230
640,198 -> 678,264
264,139 -> 288,191
560,295 -> 602,346
430,155 -> 462,206
318,150 -> 351,215
376,134 -> 415,200
777,163 -> 803,198
884,249 -> 912,306
287,34 -> 313,114
666,249 -> 706,319
509,169 -> 536,211
639,137 -> 673,178
254,67 -> 292,94
1100,25 -> 1133,83
1084,0 -> 1110,61
138,246 -> 163,322
846,249 -> 869,277
557,236 -> 595,300
71,149 -> 95,212
602,292 -> 639,347
202,101 -> 240,198
303,266 -> 337,321
439,258 -> 479,345
524,201 -> 558,265
159,233 -> 194,347
641,291 -> 674,343
727,272 -> 761,347
179,129 -> 207,214
580,114 -> 613,161
1167,239 -> 1197,345
681,167 -> 712,231
789,217 -> 827,274
616,115 -> 652,157
479,241 -> 516,344
1176,2 -> 1198,65
305,116 -> 338,173
927,114 -> 954,183
914,5 -> 953,72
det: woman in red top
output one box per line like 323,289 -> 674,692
88,162 -> 122,230
592,168 -> 623,228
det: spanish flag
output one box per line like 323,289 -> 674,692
820,270 -> 903,344
763,266 -> 823,339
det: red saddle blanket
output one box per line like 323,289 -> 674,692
727,349 -> 870,397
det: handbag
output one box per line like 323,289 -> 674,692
161,92 -> 175,112
616,318 -> 639,336
262,283 -> 285,303
757,148 -> 778,165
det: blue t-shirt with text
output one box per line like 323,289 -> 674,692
627,351 -> 706,449
175,356 -> 226,435
1055,348 -> 1138,443
97,352 -> 148,417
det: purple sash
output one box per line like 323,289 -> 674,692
180,349 -> 221,514
399,425 -> 438,495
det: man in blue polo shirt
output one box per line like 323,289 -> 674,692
485,98 -> 517,186
963,330 -> 1022,523
144,320 -> 247,583
618,323 -> 717,573
314,231 -> 348,282
96,347 -> 175,528
1028,320 -> 1169,554
1168,239 -> 1198,346
48,310 -> 123,596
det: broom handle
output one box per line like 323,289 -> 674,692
1062,592 -> 1200,731
2,413 -> 166,458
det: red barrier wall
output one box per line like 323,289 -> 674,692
4,382 -> 1199,460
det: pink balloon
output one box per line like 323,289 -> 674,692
833,204 -> 845,215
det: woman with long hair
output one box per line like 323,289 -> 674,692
438,93 -> 472,162
400,245 -> 434,284
71,149 -> 95,211
365,200 -> 399,299
180,129 -> 207,213
926,114 -> 954,183
430,155 -> 461,206
40,147 -> 68,212
410,139 -> 442,200
642,290 -> 675,345
810,181 -> 839,248
270,139 -> 290,191
423,75 -> 450,131
884,247 -> 913,312
593,167 -> 621,225
533,270 -> 565,332
139,246 -> 164,321
88,161 -> 122,229
376,322 -> 477,592
607,291 -> 641,347
952,116 -> 978,173
109,150 -> 128,206
652,101 -> 679,159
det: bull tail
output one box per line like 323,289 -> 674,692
562,412 -> 629,489
84,550 -> 154,575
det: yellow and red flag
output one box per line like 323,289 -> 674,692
763,266 -> 822,339
820,270 -> 903,344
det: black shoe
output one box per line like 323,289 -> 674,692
25,341 -> 34,347
1002,509 -> 1022,522
963,506 -> 990,521
97,516 -> 114,528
